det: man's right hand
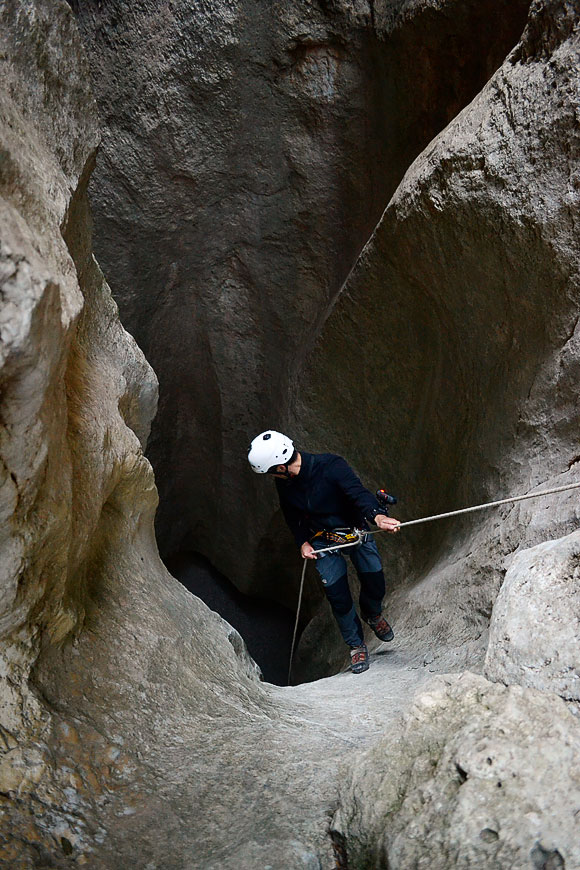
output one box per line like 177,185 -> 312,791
301,542 -> 317,560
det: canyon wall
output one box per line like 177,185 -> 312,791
291,0 -> 580,679
0,2 -> 267,864
72,0 -> 530,603
1,0 -> 579,868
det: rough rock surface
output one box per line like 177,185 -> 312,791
0,0 -> 263,863
485,529 -> 580,700
333,672 -> 580,870
291,0 -> 580,677
1,0 -> 101,729
1,1 -> 580,869
71,0 -> 530,597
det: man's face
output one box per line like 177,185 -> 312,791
270,464 -> 289,479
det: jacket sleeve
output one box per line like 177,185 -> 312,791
276,483 -> 310,547
330,456 -> 381,521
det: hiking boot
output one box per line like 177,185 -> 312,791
350,644 -> 369,674
364,613 -> 394,642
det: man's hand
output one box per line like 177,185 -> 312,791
301,542 -> 317,559
375,514 -> 401,533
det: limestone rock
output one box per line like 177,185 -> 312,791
0,1 -> 265,863
333,672 -> 580,870
292,0 -> 580,671
1,0 -> 100,737
485,529 -> 580,700
71,0 -> 529,594
2,0 -> 580,867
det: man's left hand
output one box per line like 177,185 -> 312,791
375,514 -> 400,533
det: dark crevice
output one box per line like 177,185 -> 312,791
368,0 -> 375,32
164,551 -> 297,686
531,842 -> 565,870
330,830 -> 349,869
70,0 -> 532,600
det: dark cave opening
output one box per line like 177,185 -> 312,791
164,550 -> 299,686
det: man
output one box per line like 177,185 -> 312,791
248,430 -> 400,674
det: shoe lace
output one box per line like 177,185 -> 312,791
351,647 -> 367,664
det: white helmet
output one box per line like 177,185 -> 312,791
248,430 -> 294,473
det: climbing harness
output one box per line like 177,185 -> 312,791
310,528 -> 363,548
286,479 -> 580,685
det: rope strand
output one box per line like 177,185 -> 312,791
383,479 -> 580,532
287,558 -> 308,685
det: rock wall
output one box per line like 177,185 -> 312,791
291,0 -> 580,678
333,673 -> 580,869
71,0 -> 530,599
0,2 -> 266,863
1,0 -> 101,738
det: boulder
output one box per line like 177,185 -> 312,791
485,529 -> 580,700
333,672 -> 580,870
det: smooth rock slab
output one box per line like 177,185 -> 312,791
485,529 -> 580,700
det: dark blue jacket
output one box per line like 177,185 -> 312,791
275,452 -> 382,546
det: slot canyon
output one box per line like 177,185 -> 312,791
1,0 -> 579,867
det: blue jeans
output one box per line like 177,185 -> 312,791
312,536 -> 385,648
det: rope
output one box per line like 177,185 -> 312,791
382,479 -> 580,531
287,557 -> 308,686
286,478 -> 580,684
